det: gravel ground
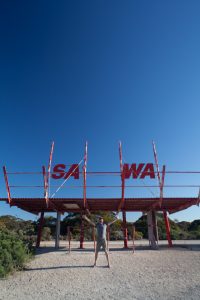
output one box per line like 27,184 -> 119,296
0,241 -> 200,300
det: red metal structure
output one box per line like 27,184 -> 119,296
1,141 -> 200,249
118,141 -> 128,248
0,196 -> 198,214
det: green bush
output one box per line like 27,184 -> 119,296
41,227 -> 52,241
134,231 -> 143,240
0,229 -> 32,278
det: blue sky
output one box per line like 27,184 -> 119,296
0,0 -> 200,222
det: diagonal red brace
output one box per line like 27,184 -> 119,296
3,166 -> 12,205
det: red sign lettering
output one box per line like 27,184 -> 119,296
123,163 -> 155,179
123,163 -> 145,179
52,164 -> 79,180
140,163 -> 155,179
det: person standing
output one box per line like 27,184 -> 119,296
83,214 -> 119,268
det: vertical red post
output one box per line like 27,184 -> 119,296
47,141 -> 54,197
118,141 -> 125,211
36,212 -> 44,248
42,166 -> 49,208
152,142 -> 172,246
122,211 -> 128,248
80,214 -> 84,249
93,226 -> 96,252
83,142 -> 88,209
152,141 -> 166,207
160,165 -> 166,244
159,165 -> 166,206
152,141 -> 161,185
3,166 -> 12,205
119,142 -> 128,247
163,210 -> 172,247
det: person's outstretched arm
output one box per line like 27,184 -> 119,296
83,215 -> 95,226
108,213 -> 119,226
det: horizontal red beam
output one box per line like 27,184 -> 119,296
1,197 -> 197,215
6,170 -> 200,175
8,185 -> 200,188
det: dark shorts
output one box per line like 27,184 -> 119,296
96,238 -> 107,253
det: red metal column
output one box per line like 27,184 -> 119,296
119,142 -> 128,248
118,141 -> 125,211
152,141 -> 166,207
163,210 -> 172,247
80,214 -> 84,249
152,142 -> 172,247
43,165 -> 57,210
47,141 -> 54,197
93,226 -> 96,252
42,166 -> 48,206
160,165 -> 166,207
83,142 -> 88,209
122,211 -> 128,248
36,212 -> 44,248
3,166 -> 12,205
152,141 -> 161,184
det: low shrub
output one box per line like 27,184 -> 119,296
0,229 -> 32,278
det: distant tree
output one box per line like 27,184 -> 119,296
41,227 -> 52,241
189,220 -> 200,231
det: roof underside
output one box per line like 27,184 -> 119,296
0,197 -> 198,215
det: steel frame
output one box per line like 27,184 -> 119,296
2,141 -> 200,250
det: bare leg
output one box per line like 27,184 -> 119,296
105,250 -> 110,268
94,249 -> 98,266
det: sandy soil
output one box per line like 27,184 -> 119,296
0,241 -> 200,300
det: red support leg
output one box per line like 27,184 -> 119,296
80,214 -> 84,249
122,211 -> 128,248
36,212 -> 44,248
83,142 -> 88,209
93,226 -> 96,252
118,141 -> 125,211
163,211 -> 172,247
